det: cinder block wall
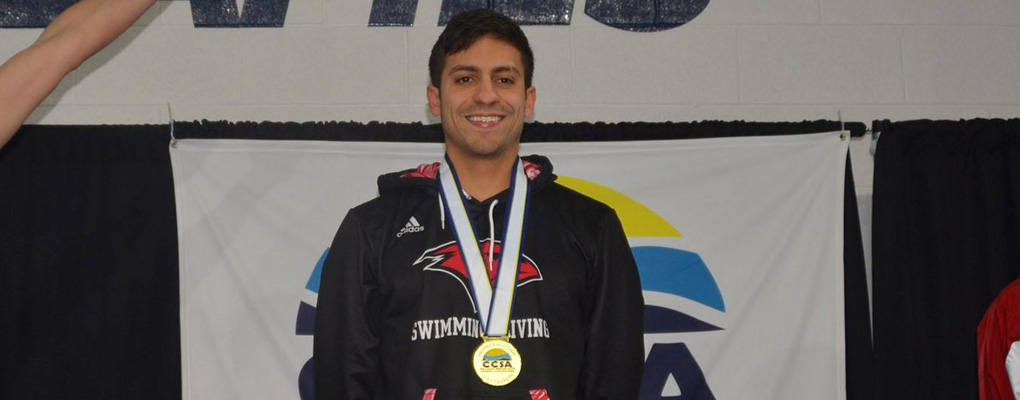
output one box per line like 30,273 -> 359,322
4,0 -> 1018,293
3,0 -> 1014,128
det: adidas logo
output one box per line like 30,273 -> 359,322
397,216 -> 425,237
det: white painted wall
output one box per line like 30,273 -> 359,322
3,0 -> 1014,129
4,0 -> 1018,301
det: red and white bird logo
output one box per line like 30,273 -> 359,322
413,240 -> 543,311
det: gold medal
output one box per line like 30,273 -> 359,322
472,336 -> 522,386
441,158 -> 529,387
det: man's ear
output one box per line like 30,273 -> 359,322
427,84 -> 441,117
524,86 -> 536,119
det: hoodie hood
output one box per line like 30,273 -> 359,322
377,154 -> 556,196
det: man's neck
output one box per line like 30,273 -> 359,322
446,150 -> 518,202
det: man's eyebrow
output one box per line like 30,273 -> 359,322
446,65 -> 521,76
492,65 -> 522,76
447,65 -> 480,75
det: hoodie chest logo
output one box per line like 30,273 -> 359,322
413,239 -> 543,312
397,216 -> 426,237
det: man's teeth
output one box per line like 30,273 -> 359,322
468,116 -> 503,123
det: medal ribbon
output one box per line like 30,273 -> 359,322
438,155 -> 529,337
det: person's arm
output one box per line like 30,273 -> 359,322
578,210 -> 645,399
314,211 -> 381,399
0,0 -> 157,149
979,286 -> 1020,400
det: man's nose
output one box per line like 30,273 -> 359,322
473,79 -> 499,104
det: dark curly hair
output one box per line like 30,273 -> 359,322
428,9 -> 534,89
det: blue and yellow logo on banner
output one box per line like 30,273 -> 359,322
557,176 -> 725,331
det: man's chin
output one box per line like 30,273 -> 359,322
466,148 -> 506,159
444,131 -> 520,161
455,143 -> 514,160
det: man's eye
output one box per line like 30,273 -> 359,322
497,77 -> 515,85
455,76 -> 473,84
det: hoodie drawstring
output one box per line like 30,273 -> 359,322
437,191 -> 498,273
487,199 -> 498,274
438,196 -> 445,230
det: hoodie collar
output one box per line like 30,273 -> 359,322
378,154 -> 556,196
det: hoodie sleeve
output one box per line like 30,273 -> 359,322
315,210 -> 380,400
578,210 -> 645,399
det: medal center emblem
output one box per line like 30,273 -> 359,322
472,338 -> 522,386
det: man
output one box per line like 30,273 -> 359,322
0,0 -> 156,150
314,9 -> 644,400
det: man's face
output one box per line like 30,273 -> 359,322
428,36 -> 536,161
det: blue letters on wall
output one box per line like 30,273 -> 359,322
189,0 -> 289,27
0,0 -> 289,28
369,0 -> 420,27
436,0 -> 573,26
0,0 -> 77,28
1,0 -> 709,30
585,0 -> 710,32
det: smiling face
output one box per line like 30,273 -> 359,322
428,35 -> 536,162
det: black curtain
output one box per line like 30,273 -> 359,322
872,119 -> 1020,399
0,126 -> 180,399
1,120 -> 871,399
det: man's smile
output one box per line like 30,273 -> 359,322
465,114 -> 506,128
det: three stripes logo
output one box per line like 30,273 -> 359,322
397,216 -> 425,237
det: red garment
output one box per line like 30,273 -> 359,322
979,278 -> 1020,400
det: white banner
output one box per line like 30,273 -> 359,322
171,132 -> 849,399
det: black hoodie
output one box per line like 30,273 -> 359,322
314,155 -> 644,400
